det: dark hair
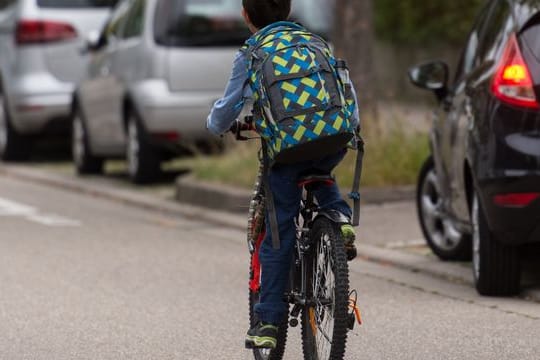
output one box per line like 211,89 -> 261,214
242,0 -> 291,29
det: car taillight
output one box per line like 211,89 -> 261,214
493,193 -> 540,207
16,20 -> 77,45
491,34 -> 539,109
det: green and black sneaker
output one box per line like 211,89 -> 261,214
341,224 -> 357,261
245,322 -> 278,349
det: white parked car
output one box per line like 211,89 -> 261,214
0,0 -> 117,161
72,0 -> 331,184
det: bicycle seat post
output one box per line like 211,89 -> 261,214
297,174 -> 336,235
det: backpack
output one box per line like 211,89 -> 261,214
244,22 -> 357,165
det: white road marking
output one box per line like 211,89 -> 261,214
0,197 -> 81,227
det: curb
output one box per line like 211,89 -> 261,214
175,176 -> 415,213
1,164 -> 538,302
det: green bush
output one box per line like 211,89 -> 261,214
173,128 -> 429,190
375,0 -> 485,45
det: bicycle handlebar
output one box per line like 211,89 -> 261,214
229,115 -> 256,141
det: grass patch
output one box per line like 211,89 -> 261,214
173,124 -> 429,190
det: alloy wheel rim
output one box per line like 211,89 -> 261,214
72,114 -> 85,167
0,98 -> 7,154
127,119 -> 140,178
472,195 -> 481,281
420,169 -> 462,251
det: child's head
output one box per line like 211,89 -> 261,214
242,0 -> 291,32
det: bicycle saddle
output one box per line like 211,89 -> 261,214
297,174 -> 335,187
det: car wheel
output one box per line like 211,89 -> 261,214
417,156 -> 472,261
72,103 -> 103,175
126,110 -> 160,184
0,94 -> 31,162
471,193 -> 520,296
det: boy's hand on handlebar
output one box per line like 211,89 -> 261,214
229,120 -> 254,134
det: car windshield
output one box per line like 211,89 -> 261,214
37,0 -> 119,7
291,0 -> 333,38
154,0 -> 333,47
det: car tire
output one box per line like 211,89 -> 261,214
0,93 -> 32,162
471,193 -> 520,296
72,102 -> 103,175
126,110 -> 161,184
417,156 -> 472,261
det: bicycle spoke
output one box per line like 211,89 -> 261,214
310,231 -> 338,359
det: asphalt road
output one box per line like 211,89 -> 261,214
1,175 -> 540,359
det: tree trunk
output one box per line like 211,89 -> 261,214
334,0 -> 378,122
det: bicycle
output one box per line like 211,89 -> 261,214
233,118 -> 363,360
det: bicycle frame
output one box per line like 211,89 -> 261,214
248,164 -> 338,321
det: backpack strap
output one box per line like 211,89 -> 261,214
262,141 -> 281,250
348,135 -> 364,227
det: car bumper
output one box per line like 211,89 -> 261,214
7,73 -> 73,134
478,175 -> 540,245
471,100 -> 540,245
132,79 -> 220,142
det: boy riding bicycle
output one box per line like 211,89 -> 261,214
207,0 -> 360,350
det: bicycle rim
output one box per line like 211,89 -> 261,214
301,218 -> 349,360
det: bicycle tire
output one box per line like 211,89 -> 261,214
249,288 -> 289,360
301,217 -> 349,360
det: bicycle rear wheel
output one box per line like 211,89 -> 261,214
301,217 -> 350,360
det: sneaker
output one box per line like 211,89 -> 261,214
245,322 -> 278,349
341,224 -> 357,261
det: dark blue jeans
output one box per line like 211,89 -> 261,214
255,149 -> 352,325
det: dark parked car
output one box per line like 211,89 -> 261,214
409,0 -> 540,296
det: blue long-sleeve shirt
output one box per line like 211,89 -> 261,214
207,44 -> 360,136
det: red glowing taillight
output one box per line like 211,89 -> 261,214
493,193 -> 540,208
16,19 -> 77,45
491,34 -> 539,109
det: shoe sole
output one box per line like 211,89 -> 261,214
245,336 -> 277,350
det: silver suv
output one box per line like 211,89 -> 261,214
0,0 -> 116,161
73,0 -> 331,184
73,0 -> 249,183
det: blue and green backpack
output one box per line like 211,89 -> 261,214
244,22 -> 357,164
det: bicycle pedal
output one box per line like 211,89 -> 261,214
346,246 -> 357,261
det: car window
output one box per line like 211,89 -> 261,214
453,1 -> 497,85
154,0 -> 334,47
154,0 -> 249,47
104,0 -> 132,41
522,19 -> 540,61
37,0 -> 119,7
290,0 -> 332,38
122,0 -> 145,39
476,0 -> 512,62
0,0 -> 16,10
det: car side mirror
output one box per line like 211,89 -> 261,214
408,61 -> 449,102
84,30 -> 105,53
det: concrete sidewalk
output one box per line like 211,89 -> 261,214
1,163 -> 539,302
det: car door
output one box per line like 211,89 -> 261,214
0,1 -> 17,90
110,0 -> 147,148
80,0 -> 132,154
451,0 -> 514,223
434,0 -> 497,222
